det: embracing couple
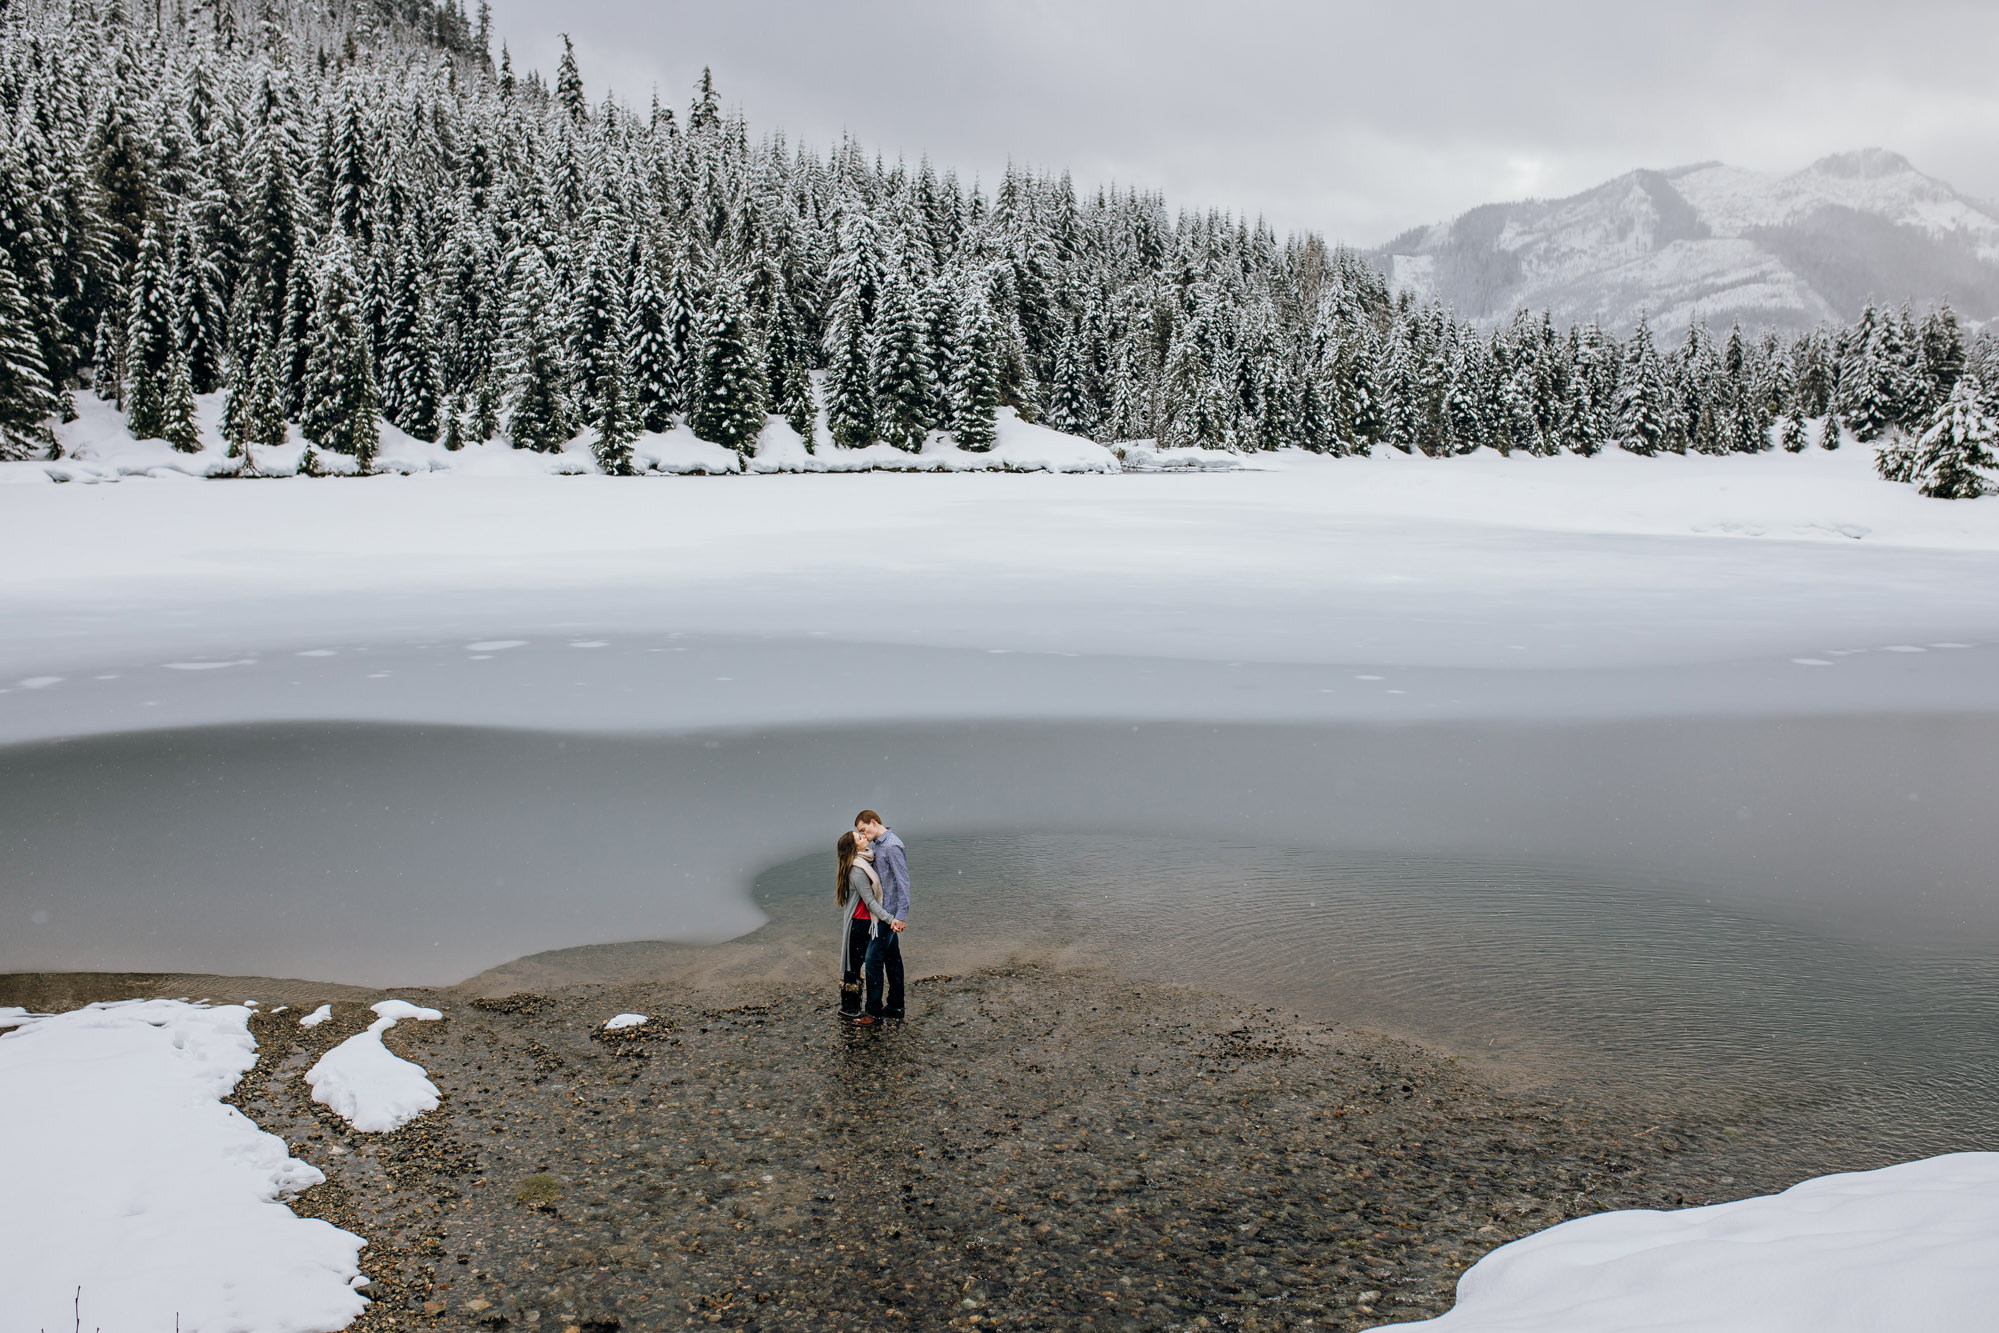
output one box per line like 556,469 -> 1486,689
834,809 -> 909,1026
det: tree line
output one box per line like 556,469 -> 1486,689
0,0 -> 1994,495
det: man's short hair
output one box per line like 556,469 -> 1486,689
854,809 -> 882,827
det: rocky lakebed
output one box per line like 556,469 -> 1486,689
3,955 -> 1814,1333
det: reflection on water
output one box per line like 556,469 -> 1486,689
760,834 -> 1999,1161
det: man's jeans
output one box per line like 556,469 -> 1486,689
864,929 -> 905,1018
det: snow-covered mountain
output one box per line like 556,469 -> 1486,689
1373,149 -> 1999,335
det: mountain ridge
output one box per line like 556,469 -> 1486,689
1372,150 -> 1999,335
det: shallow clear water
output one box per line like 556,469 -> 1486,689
761,833 -> 1999,1160
6,717 -> 1997,1161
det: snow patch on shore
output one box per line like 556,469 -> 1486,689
304,1000 -> 444,1133
23,390 -> 1126,481
603,1013 -> 648,1030
1387,1152 -> 1999,1332
0,999 -> 367,1333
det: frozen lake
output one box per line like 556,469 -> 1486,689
4,460 -> 1998,1158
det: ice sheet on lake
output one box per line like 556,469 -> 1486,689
1385,1153 -> 1999,1333
0,999 -> 367,1333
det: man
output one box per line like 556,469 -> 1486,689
855,809 -> 908,1020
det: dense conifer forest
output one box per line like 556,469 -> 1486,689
1,0 -> 1995,494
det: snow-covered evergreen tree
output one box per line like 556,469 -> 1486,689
502,250 -> 571,453
125,219 -> 178,440
688,273 -> 767,457
871,269 -> 935,452
824,295 -> 876,450
627,244 -> 678,432
378,230 -> 445,442
947,279 -> 1002,450
1882,372 -> 1998,499
571,238 -> 629,432
1617,317 -> 1670,455
0,244 -> 60,460
299,253 -> 381,468
591,347 -> 635,475
170,216 -> 227,396
161,348 -> 201,453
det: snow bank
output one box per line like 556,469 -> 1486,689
304,1000 -> 444,1133
1114,438 -> 1245,471
745,408 -> 1119,473
603,1013 -> 648,1030
21,391 -> 1127,482
0,999 -> 366,1333
1385,1153 -> 1999,1333
300,1003 -> 333,1027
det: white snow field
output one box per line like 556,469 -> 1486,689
2,399 -> 1998,737
304,1000 -> 446,1133
0,999 -> 367,1333
1384,1153 -> 1999,1333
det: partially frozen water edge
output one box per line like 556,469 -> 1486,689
5,714 -> 1996,1162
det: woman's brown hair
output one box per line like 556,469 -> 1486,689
835,830 -> 860,906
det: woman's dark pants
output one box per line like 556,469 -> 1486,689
840,922 -> 869,1017
864,928 -> 904,1019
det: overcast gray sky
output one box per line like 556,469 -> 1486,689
487,0 -> 1999,247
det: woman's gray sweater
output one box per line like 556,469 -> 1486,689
843,863 -> 893,946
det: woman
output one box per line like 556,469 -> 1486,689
835,829 -> 893,1026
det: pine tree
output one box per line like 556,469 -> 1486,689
0,244 -> 60,460
628,245 -> 678,431
1841,305 -> 1899,442
947,280 -> 1002,450
1886,372 -> 1998,499
660,237 -> 705,423
871,269 -> 935,452
1777,409 -> 1807,453
502,251 -> 572,452
170,216 -> 227,395
278,259 -> 317,418
825,297 -> 876,450
161,347 -> 201,453
555,35 -> 587,123
299,254 -> 381,468
330,85 -> 373,246
571,239 -> 628,430
376,230 -> 444,441
126,219 -> 178,439
1617,317 -> 1670,455
247,340 -> 289,452
443,392 -> 467,452
591,345 -> 635,474
688,274 -> 767,456
1046,326 -> 1093,437
772,358 -> 816,447
222,293 -> 261,454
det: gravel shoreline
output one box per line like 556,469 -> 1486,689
2,961 -> 1800,1332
